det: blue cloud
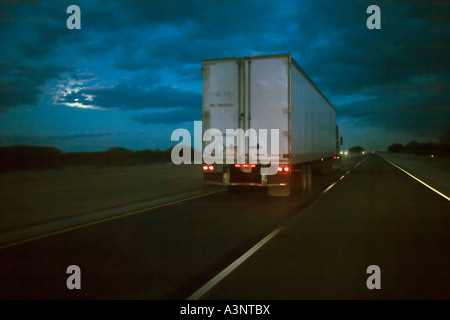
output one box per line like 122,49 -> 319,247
56,83 -> 201,110
0,0 -> 448,150
133,108 -> 201,125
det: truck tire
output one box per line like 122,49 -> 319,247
301,168 -> 307,193
306,165 -> 312,192
299,165 -> 312,193
290,170 -> 300,195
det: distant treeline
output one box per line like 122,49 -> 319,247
0,145 -> 175,172
388,131 -> 450,157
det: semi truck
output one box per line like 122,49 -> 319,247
201,54 -> 340,196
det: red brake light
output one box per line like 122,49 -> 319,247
278,167 -> 283,172
208,165 -> 214,171
236,164 -> 256,168
284,166 -> 290,172
202,165 -> 208,171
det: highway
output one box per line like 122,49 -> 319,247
0,154 -> 449,299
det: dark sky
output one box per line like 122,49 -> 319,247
0,0 -> 448,151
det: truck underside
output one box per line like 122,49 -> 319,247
203,157 -> 339,196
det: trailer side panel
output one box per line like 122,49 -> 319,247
290,60 -> 336,164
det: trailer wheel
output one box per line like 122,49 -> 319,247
301,166 -> 308,193
290,170 -> 300,195
299,165 -> 312,193
306,165 -> 312,192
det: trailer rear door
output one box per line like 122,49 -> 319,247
248,56 -> 289,161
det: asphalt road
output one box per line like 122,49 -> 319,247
0,154 -> 449,299
0,163 -> 203,233
201,154 -> 450,299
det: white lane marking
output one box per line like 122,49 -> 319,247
339,175 -> 345,180
187,226 -> 284,300
189,164 -> 354,300
385,160 -> 450,202
322,181 -> 337,193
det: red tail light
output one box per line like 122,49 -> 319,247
202,165 -> 208,171
278,166 -> 290,173
208,165 -> 214,171
236,164 -> 257,168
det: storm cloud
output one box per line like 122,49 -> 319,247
56,83 -> 202,110
133,109 -> 200,125
0,62 -> 68,112
0,0 -> 448,150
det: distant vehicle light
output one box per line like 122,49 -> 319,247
344,151 -> 348,156
235,164 -> 241,167
277,167 -> 283,172
202,165 -> 208,171
339,150 -> 344,155
250,164 -> 256,168
284,166 -> 290,172
208,165 -> 214,171
431,154 -> 434,158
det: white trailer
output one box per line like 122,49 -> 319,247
202,54 -> 339,196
